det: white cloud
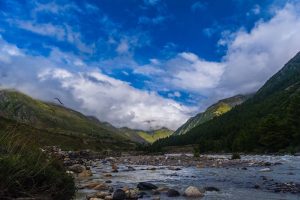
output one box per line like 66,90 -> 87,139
116,39 -> 129,54
14,20 -> 66,40
218,3 -> 300,95
136,2 -> 300,103
134,52 -> 225,92
0,38 -> 194,130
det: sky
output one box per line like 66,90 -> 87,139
1,0 -> 300,130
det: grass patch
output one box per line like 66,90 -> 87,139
0,126 -> 75,199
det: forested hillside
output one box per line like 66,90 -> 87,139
151,52 -> 300,153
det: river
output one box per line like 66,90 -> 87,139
75,154 -> 300,200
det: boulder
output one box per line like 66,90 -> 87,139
68,164 -> 85,173
156,187 -> 169,192
104,196 -> 113,200
204,186 -> 220,192
166,189 -> 180,197
137,182 -> 158,190
104,173 -> 112,177
78,169 -> 92,178
95,192 -> 110,198
125,188 -> 139,199
127,166 -> 136,171
93,183 -> 109,190
184,186 -> 204,198
113,189 -> 126,200
85,182 -> 102,189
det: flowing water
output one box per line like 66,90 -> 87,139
76,155 -> 300,200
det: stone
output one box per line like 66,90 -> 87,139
106,180 -> 112,183
68,164 -> 85,173
85,182 -> 102,189
125,188 -> 139,199
152,196 -> 160,200
138,191 -> 147,198
104,173 -> 112,177
137,182 -> 158,190
259,168 -> 272,172
204,187 -> 220,192
157,187 -> 169,192
166,189 -> 180,197
127,166 -> 136,171
78,169 -> 92,178
184,186 -> 204,198
89,198 -> 103,200
93,183 -> 109,190
96,192 -> 110,198
104,196 -> 113,200
112,189 -> 126,200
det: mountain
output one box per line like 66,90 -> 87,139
152,52 -> 300,153
121,127 -> 173,144
173,94 -> 251,135
0,89 -> 135,150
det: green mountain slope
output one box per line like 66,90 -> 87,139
121,127 -> 173,144
152,52 -> 300,153
173,95 -> 251,136
0,89 -> 134,150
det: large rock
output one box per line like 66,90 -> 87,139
95,192 -> 110,198
125,188 -> 139,199
204,186 -> 220,192
167,189 -> 180,197
78,169 -> 92,178
93,183 -> 109,190
68,164 -> 85,173
184,186 -> 204,198
113,189 -> 126,200
137,182 -> 158,190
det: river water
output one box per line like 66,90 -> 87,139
76,155 -> 300,200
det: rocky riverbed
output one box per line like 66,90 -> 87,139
45,147 -> 300,200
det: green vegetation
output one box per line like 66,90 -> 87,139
231,153 -> 241,160
173,94 -> 251,136
0,127 -> 75,199
151,52 -> 300,153
137,128 -> 173,143
0,89 -> 135,151
121,127 -> 173,144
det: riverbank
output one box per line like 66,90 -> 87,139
47,147 -> 300,200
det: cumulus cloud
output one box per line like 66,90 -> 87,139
134,52 -> 225,92
0,38 -> 194,130
218,3 -> 300,96
136,2 -> 300,102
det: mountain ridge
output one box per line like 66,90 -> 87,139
173,94 -> 252,136
151,52 -> 300,153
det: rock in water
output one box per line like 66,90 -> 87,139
68,164 -> 85,173
184,186 -> 204,197
113,189 -> 126,200
125,188 -> 139,199
204,186 -> 220,192
78,169 -> 92,178
137,182 -> 158,190
259,168 -> 272,172
167,189 -> 180,197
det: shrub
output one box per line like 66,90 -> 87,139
0,131 -> 75,199
231,153 -> 241,160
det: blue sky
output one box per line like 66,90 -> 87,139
1,0 -> 300,130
